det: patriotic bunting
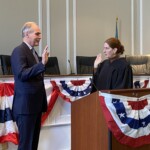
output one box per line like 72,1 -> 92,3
99,92 -> 150,148
133,79 -> 149,88
0,83 -> 18,145
58,79 -> 91,101
0,79 -> 91,144
1,76 -> 150,147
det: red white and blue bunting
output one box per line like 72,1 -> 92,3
1,76 -> 150,147
0,79 -> 91,145
99,92 -> 150,148
133,79 -> 149,88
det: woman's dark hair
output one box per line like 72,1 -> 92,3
105,37 -> 125,54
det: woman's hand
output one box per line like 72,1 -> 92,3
94,53 -> 102,68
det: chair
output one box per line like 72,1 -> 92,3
76,56 -> 96,74
0,55 -> 12,75
125,55 -> 150,74
44,57 -> 60,75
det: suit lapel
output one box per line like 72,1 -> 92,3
22,42 -> 38,63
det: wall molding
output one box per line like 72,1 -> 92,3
66,0 -> 70,74
131,0 -> 134,55
139,0 -> 143,55
73,0 -> 76,73
46,0 -> 51,52
38,0 -> 43,56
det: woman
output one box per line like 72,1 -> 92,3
91,37 -> 133,93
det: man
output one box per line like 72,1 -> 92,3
11,22 -> 49,150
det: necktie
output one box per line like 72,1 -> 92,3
32,48 -> 39,63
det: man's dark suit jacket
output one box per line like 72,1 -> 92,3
11,42 -> 47,115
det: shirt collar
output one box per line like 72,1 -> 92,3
24,41 -> 32,50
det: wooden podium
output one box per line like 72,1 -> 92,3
71,89 -> 150,150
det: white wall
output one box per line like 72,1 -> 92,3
0,0 -> 150,73
0,0 -> 38,55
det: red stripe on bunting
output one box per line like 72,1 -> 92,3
51,80 -> 71,103
41,80 -> 71,125
0,133 -> 18,145
128,99 -> 148,110
99,95 -> 150,148
143,80 -> 149,88
0,83 -> 14,97
41,81 -> 59,125
70,80 -> 85,86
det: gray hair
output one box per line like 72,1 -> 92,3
21,22 -> 37,38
